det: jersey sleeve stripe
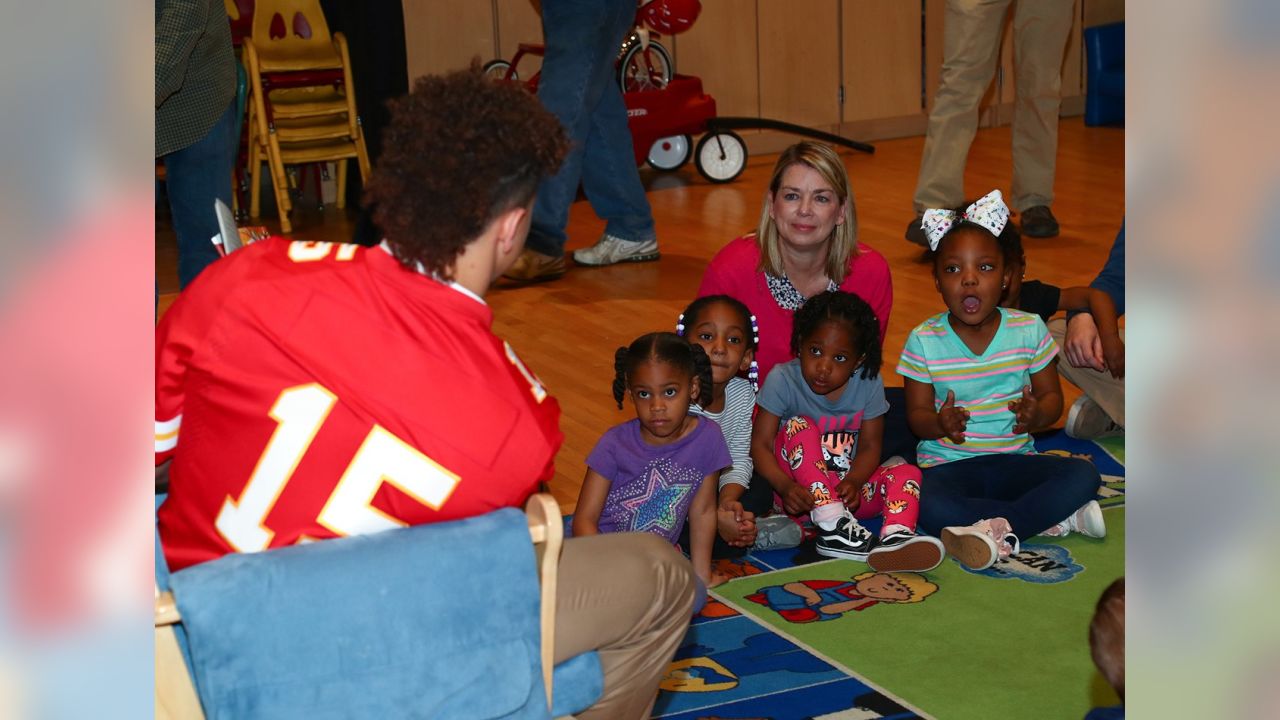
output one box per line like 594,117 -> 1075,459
155,415 -> 181,452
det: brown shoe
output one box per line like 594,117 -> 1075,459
1019,205 -> 1060,238
503,248 -> 566,283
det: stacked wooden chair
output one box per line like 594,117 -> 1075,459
242,0 -> 371,233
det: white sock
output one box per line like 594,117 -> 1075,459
811,502 -> 845,530
881,523 -> 911,537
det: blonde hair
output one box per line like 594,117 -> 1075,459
852,571 -> 938,603
755,141 -> 859,283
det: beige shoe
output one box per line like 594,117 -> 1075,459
941,517 -> 1020,570
503,248 -> 566,283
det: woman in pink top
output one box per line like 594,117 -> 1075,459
697,141 -> 893,382
696,143 -> 914,529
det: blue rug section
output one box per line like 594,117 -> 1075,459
1033,430 -> 1124,477
658,676 -> 922,720
1034,430 -> 1126,509
652,614 -> 918,719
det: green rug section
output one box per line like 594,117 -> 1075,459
715,509 -> 1125,720
1094,435 -> 1124,464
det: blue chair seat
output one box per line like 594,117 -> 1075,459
157,498 -> 602,718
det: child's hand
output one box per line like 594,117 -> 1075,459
780,483 -> 815,515
836,479 -> 863,509
707,569 -> 731,589
717,502 -> 757,547
1008,384 -> 1039,434
1101,334 -> 1125,379
938,390 -> 969,443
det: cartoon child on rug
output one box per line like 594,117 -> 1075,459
746,571 -> 938,623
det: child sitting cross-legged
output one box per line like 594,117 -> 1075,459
751,290 -> 944,572
900,189 -> 1105,571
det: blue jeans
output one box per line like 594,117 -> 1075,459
162,97 -> 237,289
917,453 -> 1100,538
526,0 -> 655,257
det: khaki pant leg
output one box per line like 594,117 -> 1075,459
1049,317 -> 1126,427
913,0 -> 1013,212
553,532 -> 696,720
1009,0 -> 1075,211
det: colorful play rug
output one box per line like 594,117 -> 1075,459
652,431 -> 1124,720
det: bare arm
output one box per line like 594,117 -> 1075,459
570,469 -> 611,537
904,378 -> 968,443
1009,364 -> 1066,433
689,473 -> 725,587
1058,287 -> 1124,378
716,483 -> 757,547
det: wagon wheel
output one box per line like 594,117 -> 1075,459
694,131 -> 747,183
647,134 -> 692,171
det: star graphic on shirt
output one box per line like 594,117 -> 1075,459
619,466 -> 692,533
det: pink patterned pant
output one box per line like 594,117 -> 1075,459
774,415 -> 923,534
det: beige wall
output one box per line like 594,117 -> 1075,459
401,0 -> 1094,148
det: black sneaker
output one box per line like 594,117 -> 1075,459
867,530 -> 945,572
1019,205 -> 1060,238
815,515 -> 876,561
905,215 -> 927,247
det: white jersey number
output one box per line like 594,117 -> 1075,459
214,384 -> 459,553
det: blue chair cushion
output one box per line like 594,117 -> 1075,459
169,508 -> 551,719
550,651 -> 603,717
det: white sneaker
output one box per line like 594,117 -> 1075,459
1070,499 -> 1107,538
572,233 -> 660,266
1043,499 -> 1107,538
1064,396 -> 1123,439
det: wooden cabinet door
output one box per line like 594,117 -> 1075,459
758,0 -> 842,130
673,0 -> 761,118
403,0 -> 495,81
841,0 -> 922,123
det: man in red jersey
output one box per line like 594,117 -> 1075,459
156,68 -> 695,720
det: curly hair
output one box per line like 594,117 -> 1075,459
755,141 -> 859,284
612,332 -> 714,410
363,66 -> 569,280
790,290 -> 882,379
1090,577 -> 1125,700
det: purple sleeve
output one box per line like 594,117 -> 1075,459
585,428 -> 620,481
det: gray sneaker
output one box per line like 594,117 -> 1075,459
753,515 -> 802,550
572,233 -> 660,266
1064,396 -> 1123,439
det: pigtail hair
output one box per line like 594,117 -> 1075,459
689,343 -> 715,408
858,312 -> 882,379
612,346 -> 630,409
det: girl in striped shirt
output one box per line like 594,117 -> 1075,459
899,190 -> 1105,571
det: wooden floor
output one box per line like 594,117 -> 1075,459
157,117 -> 1125,511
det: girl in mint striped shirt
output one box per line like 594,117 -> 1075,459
898,190 -> 1105,571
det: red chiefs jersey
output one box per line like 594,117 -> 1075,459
156,238 -> 562,571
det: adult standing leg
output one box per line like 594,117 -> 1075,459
554,532 -> 696,720
505,0 -> 658,282
575,55 -> 657,261
909,0 -> 1012,239
163,97 -> 237,289
1009,0 -> 1075,237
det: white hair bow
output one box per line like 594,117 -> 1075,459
921,189 -> 1011,250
